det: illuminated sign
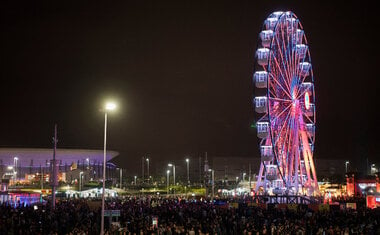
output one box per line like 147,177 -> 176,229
358,183 -> 376,190
304,91 -> 310,110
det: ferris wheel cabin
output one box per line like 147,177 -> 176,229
254,71 -> 268,88
256,122 -> 269,138
306,123 -> 315,136
254,96 -> 267,113
299,62 -> 311,77
260,30 -> 273,48
295,44 -> 308,59
265,164 -> 278,181
260,145 -> 274,162
256,48 -> 270,66
265,18 -> 278,30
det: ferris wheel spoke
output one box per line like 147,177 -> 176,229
295,86 -> 308,100
302,112 -> 315,125
272,109 -> 292,146
280,25 -> 293,85
291,38 -> 300,83
278,115 -> 295,179
257,113 -> 269,122
270,103 -> 292,125
269,68 -> 293,99
270,100 -> 292,115
272,54 -> 292,95
269,97 -> 292,102
274,34 -> 292,88
284,117 -> 296,177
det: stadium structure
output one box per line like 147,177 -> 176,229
0,147 -> 119,188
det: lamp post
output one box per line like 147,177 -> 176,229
134,175 -> 137,185
101,101 -> 116,235
146,158 -> 150,184
345,161 -> 349,173
186,158 -> 190,185
118,168 -> 123,189
243,173 -> 246,182
168,164 -> 176,185
86,158 -> 90,169
79,171 -> 84,192
208,169 -> 215,201
13,157 -> 18,182
166,170 -> 170,195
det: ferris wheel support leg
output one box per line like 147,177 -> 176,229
287,133 -> 297,192
300,130 -> 312,188
295,147 -> 300,194
255,162 -> 265,192
307,150 -> 319,194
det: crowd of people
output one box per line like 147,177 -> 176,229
0,196 -> 379,234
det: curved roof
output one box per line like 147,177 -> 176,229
0,148 -> 119,167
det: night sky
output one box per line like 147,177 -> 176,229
1,1 -> 379,173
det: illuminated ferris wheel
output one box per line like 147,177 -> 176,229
253,11 -> 319,196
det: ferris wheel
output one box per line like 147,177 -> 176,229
253,11 -> 319,196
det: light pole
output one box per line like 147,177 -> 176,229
101,101 -> 116,235
118,168 -> 122,189
79,171 -> 84,192
146,158 -> 150,183
186,158 -> 190,185
345,161 -> 349,173
13,157 -> 18,182
166,170 -> 170,195
243,173 -> 246,182
86,158 -> 90,169
134,175 -> 137,185
208,169 -> 214,201
168,164 -> 176,185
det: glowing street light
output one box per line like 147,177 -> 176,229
134,175 -> 137,185
345,161 -> 349,173
208,169 -> 215,201
166,170 -> 170,195
79,171 -> 84,191
168,163 -> 176,185
146,158 -> 150,183
101,101 -> 117,235
186,158 -> 190,185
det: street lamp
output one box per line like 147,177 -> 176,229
208,169 -> 215,201
101,101 -> 116,235
134,175 -> 137,185
345,161 -> 349,173
118,168 -> 123,189
146,158 -> 150,183
14,157 -> 18,181
186,158 -> 190,185
166,170 -> 170,195
243,173 -> 246,182
168,164 -> 176,185
86,158 -> 90,169
79,171 -> 84,191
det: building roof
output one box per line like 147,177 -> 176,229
0,148 -> 119,167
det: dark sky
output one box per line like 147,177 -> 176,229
1,1 -> 379,173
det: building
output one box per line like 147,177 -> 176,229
0,148 -> 119,188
